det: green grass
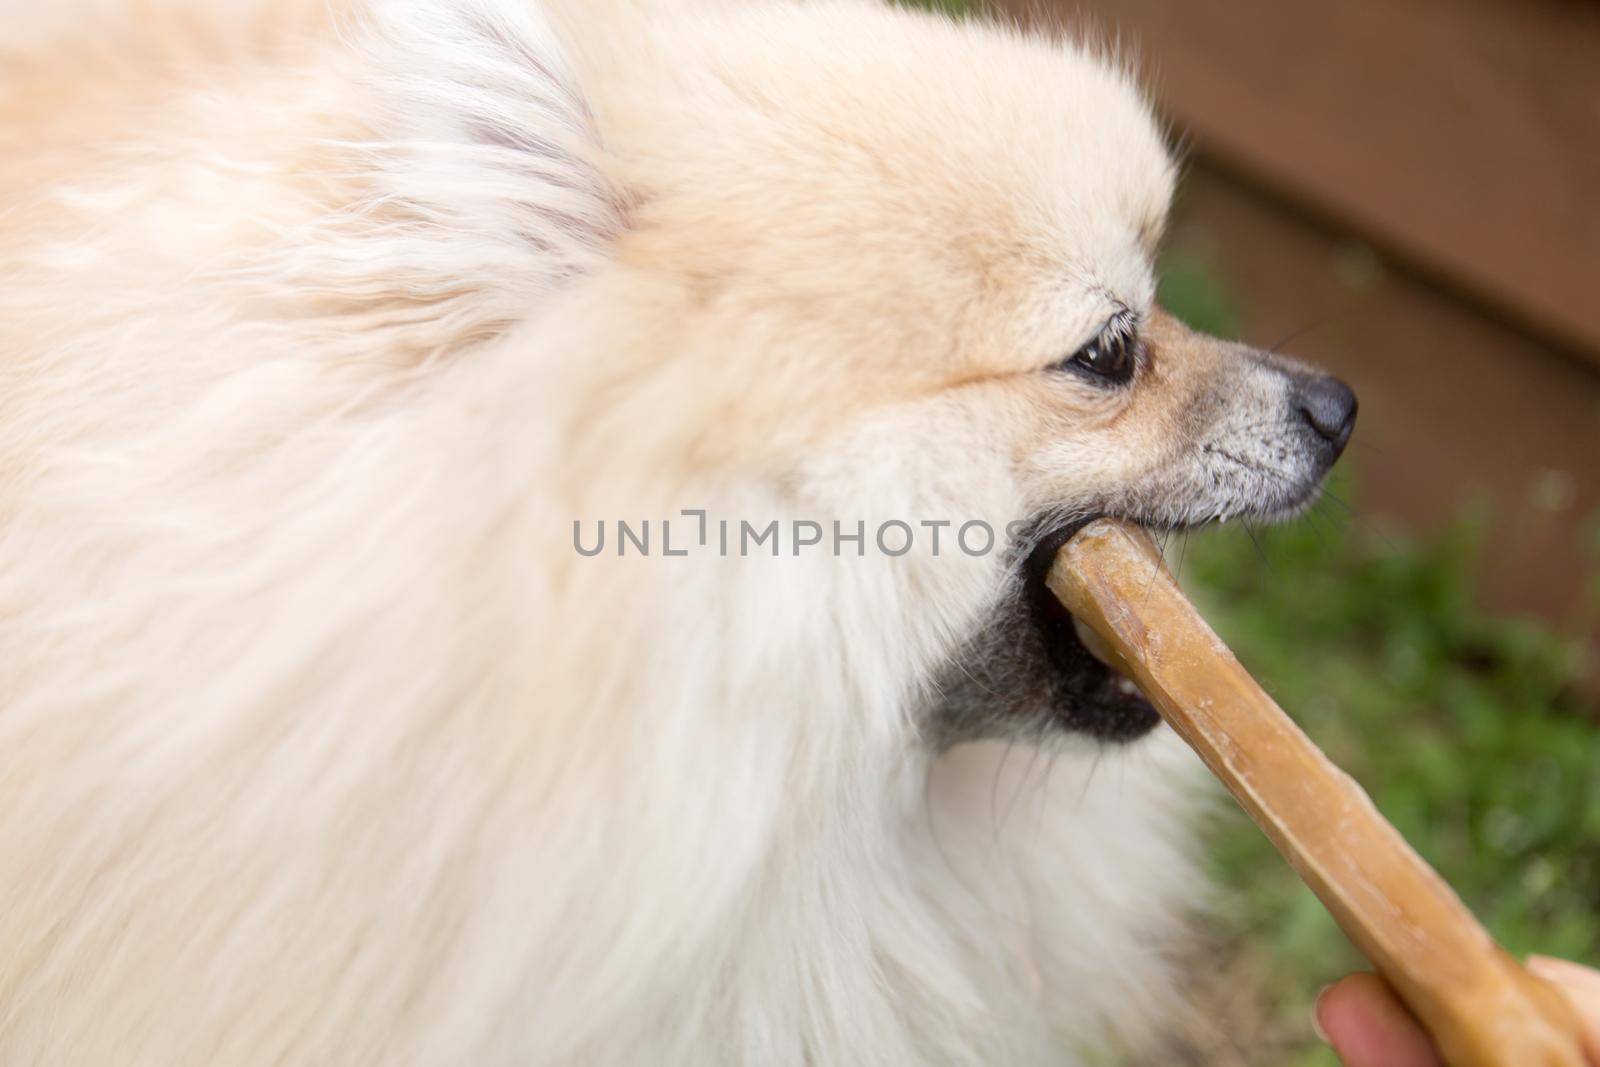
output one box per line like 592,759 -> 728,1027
1178,498 -> 1599,1062
1161,260 -> 1600,1062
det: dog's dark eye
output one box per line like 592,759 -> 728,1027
1059,327 -> 1137,384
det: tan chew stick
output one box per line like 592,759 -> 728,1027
1047,518 -> 1586,1067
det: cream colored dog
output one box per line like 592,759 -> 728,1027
0,1 -> 1355,1063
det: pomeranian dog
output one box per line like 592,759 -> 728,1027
0,0 -> 1356,1063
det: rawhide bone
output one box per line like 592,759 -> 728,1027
1046,518 -> 1586,1067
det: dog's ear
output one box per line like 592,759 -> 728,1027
340,0 -> 627,345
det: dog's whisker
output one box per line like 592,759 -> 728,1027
1259,311 -> 1350,357
1240,518 -> 1270,567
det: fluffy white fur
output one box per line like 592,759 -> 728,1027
0,2 -> 1217,1063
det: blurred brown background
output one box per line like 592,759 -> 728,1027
997,0 -> 1600,651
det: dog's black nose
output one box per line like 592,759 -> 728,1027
1294,374 -> 1358,452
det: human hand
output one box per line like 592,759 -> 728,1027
1316,957 -> 1600,1066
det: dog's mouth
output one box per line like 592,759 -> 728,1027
1018,522 -> 1162,742
925,518 -> 1164,746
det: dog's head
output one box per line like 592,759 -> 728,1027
552,0 -> 1355,741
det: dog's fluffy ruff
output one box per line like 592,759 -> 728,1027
0,2 -> 1205,1064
